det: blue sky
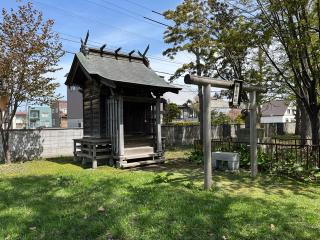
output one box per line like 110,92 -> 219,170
2,0 -> 198,104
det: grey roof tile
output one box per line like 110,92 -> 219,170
75,51 -> 181,92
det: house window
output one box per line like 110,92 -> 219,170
30,110 -> 39,119
42,113 -> 49,118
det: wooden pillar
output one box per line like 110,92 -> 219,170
92,144 -> 97,169
118,95 -> 124,158
203,84 -> 212,190
250,91 -> 258,177
73,140 -> 77,162
156,96 -> 162,152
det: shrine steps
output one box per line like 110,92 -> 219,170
117,158 -> 165,168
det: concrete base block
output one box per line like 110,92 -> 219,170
212,152 -> 239,171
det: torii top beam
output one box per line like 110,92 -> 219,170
184,74 -> 266,93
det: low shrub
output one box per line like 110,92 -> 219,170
186,150 -> 203,164
189,144 -> 320,182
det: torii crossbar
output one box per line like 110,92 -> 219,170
184,74 -> 266,190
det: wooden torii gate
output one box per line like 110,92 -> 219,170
184,74 -> 266,190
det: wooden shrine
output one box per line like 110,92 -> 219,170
65,38 -> 180,168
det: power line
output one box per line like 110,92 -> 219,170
143,17 -> 171,27
152,10 -> 164,16
121,0 -> 154,12
31,0 -> 164,44
82,0 -> 163,28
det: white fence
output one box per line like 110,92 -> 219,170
0,128 -> 83,161
0,123 -> 296,161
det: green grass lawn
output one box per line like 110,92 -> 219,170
0,149 -> 319,240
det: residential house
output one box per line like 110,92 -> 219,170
177,100 -> 197,121
260,100 -> 296,123
51,100 -> 67,128
28,106 -> 52,129
211,98 -> 230,114
12,111 -> 27,129
67,86 -> 83,128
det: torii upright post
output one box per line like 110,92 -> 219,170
203,84 -> 212,189
250,91 -> 258,177
184,74 -> 266,190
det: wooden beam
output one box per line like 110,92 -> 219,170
118,95 -> 125,158
115,47 -> 121,58
100,44 -> 106,56
92,144 -> 97,169
128,50 -> 135,61
184,74 -> 266,92
84,30 -> 89,45
156,96 -> 162,152
123,96 -> 157,103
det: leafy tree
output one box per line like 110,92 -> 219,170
250,0 -> 320,145
162,0 -> 217,140
234,114 -> 245,124
211,110 -> 231,125
0,2 -> 63,163
163,103 -> 181,124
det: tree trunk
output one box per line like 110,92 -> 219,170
300,103 -> 311,146
3,142 -> 11,164
309,110 -> 319,146
1,128 -> 11,164
295,99 -> 301,136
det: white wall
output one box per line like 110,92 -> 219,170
0,128 -> 83,161
261,116 -> 284,123
68,119 -> 83,128
261,115 -> 295,123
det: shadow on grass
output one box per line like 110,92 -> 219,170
46,156 -> 318,200
134,159 -> 319,199
0,172 -> 319,239
45,156 -> 110,170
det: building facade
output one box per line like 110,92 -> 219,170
67,86 -> 83,128
261,100 -> 296,123
28,106 -> 52,129
177,101 -> 197,121
12,112 -> 27,129
51,100 -> 68,128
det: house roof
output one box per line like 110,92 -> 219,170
65,48 -> 181,94
261,100 -> 291,117
16,111 -> 27,116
